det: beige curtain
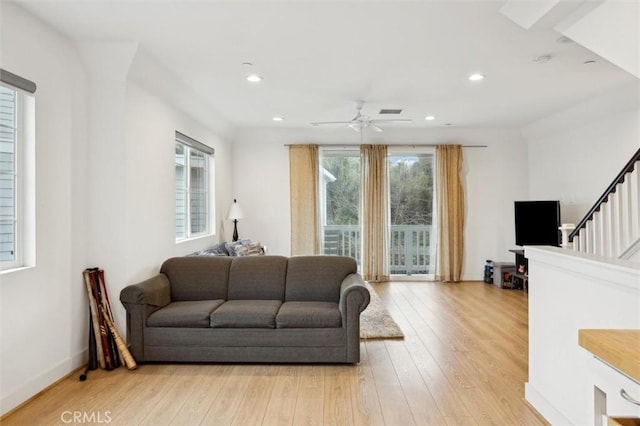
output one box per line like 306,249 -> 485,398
289,144 -> 320,255
361,144 -> 390,282
435,144 -> 465,282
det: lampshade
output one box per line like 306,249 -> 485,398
226,199 -> 245,220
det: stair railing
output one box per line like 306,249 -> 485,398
569,148 -> 640,243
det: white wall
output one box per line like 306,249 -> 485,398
0,4 -> 232,416
0,3 -> 90,415
123,82 -> 233,285
231,126 -> 528,280
522,82 -> 640,224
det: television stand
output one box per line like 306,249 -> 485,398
509,249 -> 528,291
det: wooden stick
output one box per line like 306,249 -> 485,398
95,269 -> 122,367
98,306 -> 137,370
88,270 -> 115,370
83,270 -> 105,369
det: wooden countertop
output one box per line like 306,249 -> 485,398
579,329 -> 640,383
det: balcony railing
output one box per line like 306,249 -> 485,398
323,224 -> 434,275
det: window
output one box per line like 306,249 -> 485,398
175,131 -> 214,241
0,70 -> 36,272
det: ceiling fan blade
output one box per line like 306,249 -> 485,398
348,123 -> 361,132
370,124 -> 384,133
370,119 -> 413,124
311,121 -> 351,126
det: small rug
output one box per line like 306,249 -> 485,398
360,282 -> 405,340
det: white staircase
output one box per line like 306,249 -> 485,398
569,150 -> 640,261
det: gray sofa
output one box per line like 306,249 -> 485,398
119,255 -> 370,364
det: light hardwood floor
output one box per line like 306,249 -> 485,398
3,281 -> 548,425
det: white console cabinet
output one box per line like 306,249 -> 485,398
579,329 -> 640,426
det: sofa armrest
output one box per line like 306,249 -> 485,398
119,274 -> 171,362
339,273 -> 370,318
339,273 -> 369,363
120,274 -> 171,308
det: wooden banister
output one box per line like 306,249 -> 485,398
569,148 -> 640,242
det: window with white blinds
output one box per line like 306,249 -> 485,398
0,85 -> 17,266
0,74 -> 35,272
175,132 -> 214,241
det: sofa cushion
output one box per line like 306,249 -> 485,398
285,256 -> 357,302
276,301 -> 342,328
210,300 -> 282,328
160,256 -> 232,301
227,256 -> 287,300
147,300 -> 225,328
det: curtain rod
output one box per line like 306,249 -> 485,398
284,144 -> 487,148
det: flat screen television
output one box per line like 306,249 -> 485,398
514,200 -> 561,247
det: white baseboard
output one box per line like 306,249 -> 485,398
525,382 -> 572,425
1,349 -> 87,417
461,273 -> 482,281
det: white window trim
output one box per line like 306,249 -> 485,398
175,135 -> 215,242
0,84 -> 36,273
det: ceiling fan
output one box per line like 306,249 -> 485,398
311,100 -> 412,132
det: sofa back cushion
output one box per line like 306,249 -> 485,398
227,255 -> 288,300
160,257 -> 232,301
285,256 -> 357,302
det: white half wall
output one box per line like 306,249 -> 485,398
524,246 -> 640,425
231,126 -> 528,281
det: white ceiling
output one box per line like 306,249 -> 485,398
12,0 -> 639,130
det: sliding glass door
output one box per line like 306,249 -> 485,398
319,147 -> 436,278
388,149 -> 436,276
320,150 -> 361,260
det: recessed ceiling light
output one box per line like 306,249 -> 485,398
424,115 -> 436,121
468,73 -> 485,81
272,116 -> 284,122
246,74 -> 263,83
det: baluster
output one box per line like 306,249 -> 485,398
630,167 -> 640,241
578,227 -> 586,253
620,177 -> 632,249
602,202 -> 613,257
586,221 -> 594,254
611,187 -> 623,256
593,210 -> 604,256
